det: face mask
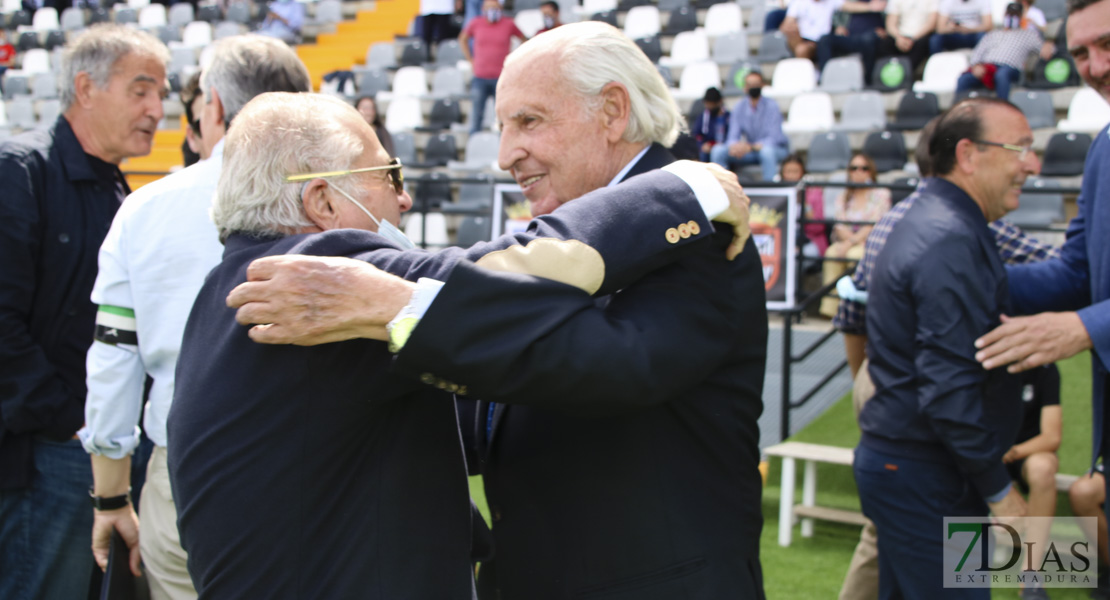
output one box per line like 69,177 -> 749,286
542,15 -> 555,28
329,183 -> 416,250
1003,15 -> 1020,29
486,9 -> 501,22
747,87 -> 762,100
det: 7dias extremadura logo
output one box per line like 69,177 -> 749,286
943,517 -> 1097,588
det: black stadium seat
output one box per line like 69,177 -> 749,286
862,130 -> 907,173
1039,132 -> 1092,177
889,91 -> 939,131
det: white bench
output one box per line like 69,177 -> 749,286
765,441 -> 1084,547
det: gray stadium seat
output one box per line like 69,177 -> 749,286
806,131 -> 851,173
1039,132 -> 1092,177
861,130 -> 906,173
836,91 -> 885,132
819,55 -> 864,94
1010,177 -> 1065,229
712,31 -> 749,64
758,31 -> 792,63
1010,90 -> 1055,129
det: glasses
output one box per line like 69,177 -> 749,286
848,165 -> 870,172
285,157 -> 405,195
971,140 -> 1033,161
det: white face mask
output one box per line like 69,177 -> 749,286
327,182 -> 416,250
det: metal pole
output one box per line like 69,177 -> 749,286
781,311 -> 793,443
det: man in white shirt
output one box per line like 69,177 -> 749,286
878,0 -> 938,74
79,34 -> 311,600
930,0 -> 994,54
782,0 -> 845,59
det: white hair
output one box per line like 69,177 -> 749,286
211,93 -> 367,241
505,21 -> 684,147
199,34 -> 312,127
59,24 -> 170,110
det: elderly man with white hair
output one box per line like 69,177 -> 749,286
79,34 -> 311,600
225,21 -> 769,600
168,87 -> 751,598
0,24 -> 168,600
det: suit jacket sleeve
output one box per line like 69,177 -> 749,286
1007,128 -> 1110,372
391,233 -> 762,416
352,169 -> 718,297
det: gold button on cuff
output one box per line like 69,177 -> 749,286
688,220 -> 701,235
420,373 -> 436,385
677,223 -> 691,238
665,228 -> 680,243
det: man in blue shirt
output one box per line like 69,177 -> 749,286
856,97 -> 1040,599
709,71 -> 789,182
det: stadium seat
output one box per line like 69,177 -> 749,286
170,46 -> 198,74
411,133 -> 458,168
366,42 -> 397,70
88,7 -> 111,25
430,66 -> 465,98
862,130 -> 907,173
836,91 -> 886,132
384,97 -> 425,131
168,2 -> 194,29
182,21 -> 213,48
30,71 -> 56,99
8,97 -> 35,130
673,60 -> 721,100
357,69 -> 391,97
8,9 -> 31,28
1039,132 -> 1092,177
448,131 -> 500,170
385,66 -> 428,100
1,0 -> 20,13
781,91 -> 834,134
155,25 -> 180,45
658,0 -> 689,11
32,7 -> 58,31
114,7 -> 138,24
315,0 -> 342,24
722,60 -> 761,95
139,3 -> 166,27
1057,87 -> 1110,133
618,0 -> 650,11
655,64 -> 675,87
420,97 -> 463,131
197,4 -> 222,23
214,21 -> 243,39
806,131 -> 852,173
2,73 -> 30,99
435,39 -> 465,67
445,173 -> 495,212
635,35 -> 662,64
757,31 -> 792,63
225,2 -> 251,24
404,211 -> 450,248
17,31 -> 40,52
623,6 -> 661,40
581,0 -> 618,17
889,91 -> 940,131
662,6 -> 696,35
890,176 -> 919,204
21,49 -> 51,75
764,58 -> 817,99
43,29 -> 66,51
711,31 -> 749,64
392,131 -> 417,164
515,9 -> 545,37
1026,53 -> 1080,89
1010,177 -> 1065,229
819,55 -> 864,94
869,56 -> 913,92
745,1 -> 766,33
60,6 -> 84,30
1039,0 -> 1066,21
38,98 -> 59,125
0,100 -> 7,127
456,216 -> 492,246
1010,90 -> 1055,129
129,0 -> 151,9
410,172 -> 452,207
398,39 -> 428,67
591,10 -> 618,27
913,51 -> 968,93
660,29 -> 709,67
704,2 -> 742,37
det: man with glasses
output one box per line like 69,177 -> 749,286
854,97 -> 1040,599
79,35 -> 311,600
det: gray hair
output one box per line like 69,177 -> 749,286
59,24 -> 170,110
211,93 -> 367,241
505,21 -> 684,147
200,35 -> 312,128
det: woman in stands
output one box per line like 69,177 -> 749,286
354,94 -> 396,158
819,152 -> 891,317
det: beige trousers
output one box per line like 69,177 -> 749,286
139,445 -> 197,600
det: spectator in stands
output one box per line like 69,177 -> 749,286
710,71 -> 790,181
781,0 -> 844,60
1070,466 -> 1110,598
692,86 -> 729,161
1021,0 -> 1049,32
929,0 -> 994,54
877,0 -> 936,75
0,31 -> 14,85
834,113 -> 1059,600
181,72 -> 204,168
538,0 -> 562,33
421,0 -> 456,51
782,154 -> 831,261
816,0 -> 889,85
819,153 -> 890,318
765,0 -> 790,31
0,24 -> 168,600
355,94 -> 395,158
459,0 -> 525,134
955,2 -> 1055,101
79,35 -> 310,600
257,0 -> 305,44
855,98 -> 1040,599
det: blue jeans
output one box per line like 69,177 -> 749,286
816,31 -> 880,85
764,8 -> 787,32
0,436 -> 151,600
709,142 -> 789,182
929,32 -> 984,55
854,443 -> 989,600
470,76 -> 497,134
956,64 -> 1020,100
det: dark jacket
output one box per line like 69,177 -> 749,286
861,177 -> 1022,501
397,145 -> 770,599
0,116 -> 127,489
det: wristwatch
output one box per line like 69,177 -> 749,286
89,487 -> 131,511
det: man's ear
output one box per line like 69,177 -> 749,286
954,138 -> 979,174
209,87 -> 227,129
301,179 -> 341,231
598,82 -> 631,144
73,72 -> 96,109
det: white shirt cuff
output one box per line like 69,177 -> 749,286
661,161 -> 729,221
387,277 -> 445,331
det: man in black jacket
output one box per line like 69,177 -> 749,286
0,24 -> 167,600
855,97 -> 1040,599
